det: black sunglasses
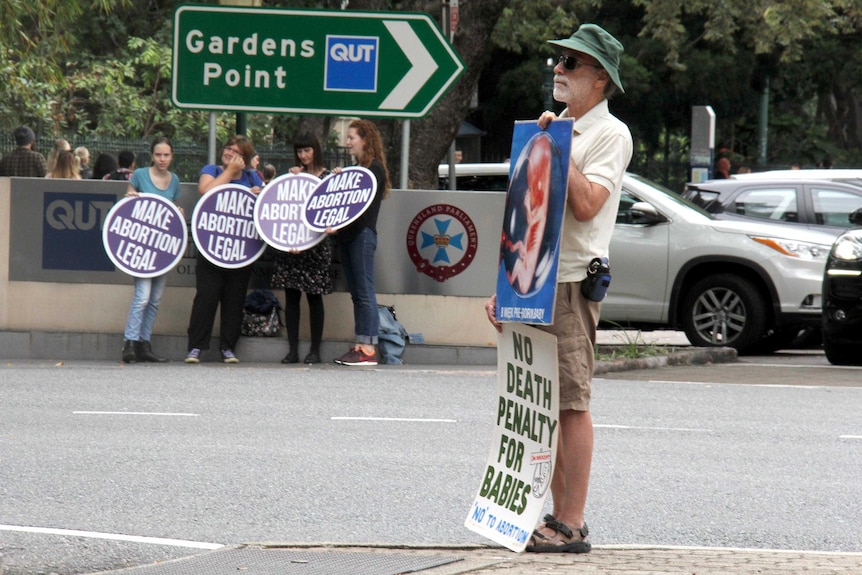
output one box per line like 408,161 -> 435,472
558,54 -> 602,71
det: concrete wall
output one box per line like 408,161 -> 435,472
0,177 -> 505,353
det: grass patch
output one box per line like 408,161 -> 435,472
594,328 -> 669,361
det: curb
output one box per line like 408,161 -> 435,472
594,346 -> 737,374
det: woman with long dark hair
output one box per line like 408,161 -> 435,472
271,132 -> 333,364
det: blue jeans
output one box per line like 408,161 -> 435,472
124,275 -> 168,341
339,227 -> 379,344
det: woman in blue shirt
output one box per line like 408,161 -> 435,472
121,137 -> 181,363
185,135 -> 263,364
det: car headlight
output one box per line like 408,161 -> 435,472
750,236 -> 830,260
830,234 -> 862,262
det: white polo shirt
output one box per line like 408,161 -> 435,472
556,99 -> 632,282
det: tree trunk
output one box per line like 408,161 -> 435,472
346,0 -> 508,189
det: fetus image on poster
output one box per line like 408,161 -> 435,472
501,132 -> 561,296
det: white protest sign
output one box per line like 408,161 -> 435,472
464,323 -> 559,552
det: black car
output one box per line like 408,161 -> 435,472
822,227 -> 862,365
683,178 -> 862,233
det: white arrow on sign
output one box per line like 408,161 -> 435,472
379,20 -> 439,110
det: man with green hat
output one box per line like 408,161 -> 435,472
485,22 -> 632,553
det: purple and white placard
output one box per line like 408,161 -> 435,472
102,195 -> 187,278
302,166 -> 377,232
254,172 -> 326,251
191,184 -> 266,269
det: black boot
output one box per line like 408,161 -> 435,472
122,340 -> 137,364
303,348 -> 321,364
135,340 -> 169,363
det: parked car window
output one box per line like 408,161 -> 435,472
810,187 -> 862,228
729,188 -> 798,222
685,189 -> 721,212
616,191 -> 639,224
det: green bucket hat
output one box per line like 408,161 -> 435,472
548,24 -> 625,93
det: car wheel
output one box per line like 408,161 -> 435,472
823,336 -> 862,366
681,274 -> 767,354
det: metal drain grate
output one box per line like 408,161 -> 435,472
110,546 -> 463,575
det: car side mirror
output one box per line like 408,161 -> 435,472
849,207 -> 862,227
630,201 -> 666,225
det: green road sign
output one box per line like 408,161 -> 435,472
172,5 -> 465,119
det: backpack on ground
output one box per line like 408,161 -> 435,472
377,304 -> 409,364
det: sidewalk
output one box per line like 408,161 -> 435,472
94,543 -> 862,575
0,328 -> 706,367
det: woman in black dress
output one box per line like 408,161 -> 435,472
271,133 -> 333,364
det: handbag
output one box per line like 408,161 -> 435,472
241,289 -> 283,337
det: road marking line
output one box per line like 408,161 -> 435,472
613,380 -> 827,389
0,524 -> 222,550
596,543 -> 862,555
840,435 -> 862,439
728,362 -> 862,370
73,411 -> 200,416
331,416 -> 457,423
596,424 -> 711,432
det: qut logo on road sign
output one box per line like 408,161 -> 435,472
325,35 -> 379,92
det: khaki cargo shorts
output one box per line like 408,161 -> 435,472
536,282 -> 600,411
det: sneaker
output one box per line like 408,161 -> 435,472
221,349 -> 240,364
184,348 -> 201,364
334,347 -> 377,366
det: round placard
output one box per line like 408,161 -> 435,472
191,184 -> 266,269
302,166 -> 377,232
102,195 -> 188,278
254,172 -> 326,251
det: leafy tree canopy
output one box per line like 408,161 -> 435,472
3,0 -> 862,184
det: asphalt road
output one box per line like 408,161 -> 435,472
1,350 -> 860,574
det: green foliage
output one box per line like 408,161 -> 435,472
482,0 -> 862,175
4,0 -> 862,172
492,0 -> 581,54
63,36 -> 186,138
0,46 -> 58,132
0,0 -> 131,127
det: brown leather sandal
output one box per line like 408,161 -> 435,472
526,514 -> 591,553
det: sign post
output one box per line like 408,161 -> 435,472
690,106 -> 716,183
172,5 -> 465,118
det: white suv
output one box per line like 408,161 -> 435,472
439,164 -> 838,353
610,174 -> 836,353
